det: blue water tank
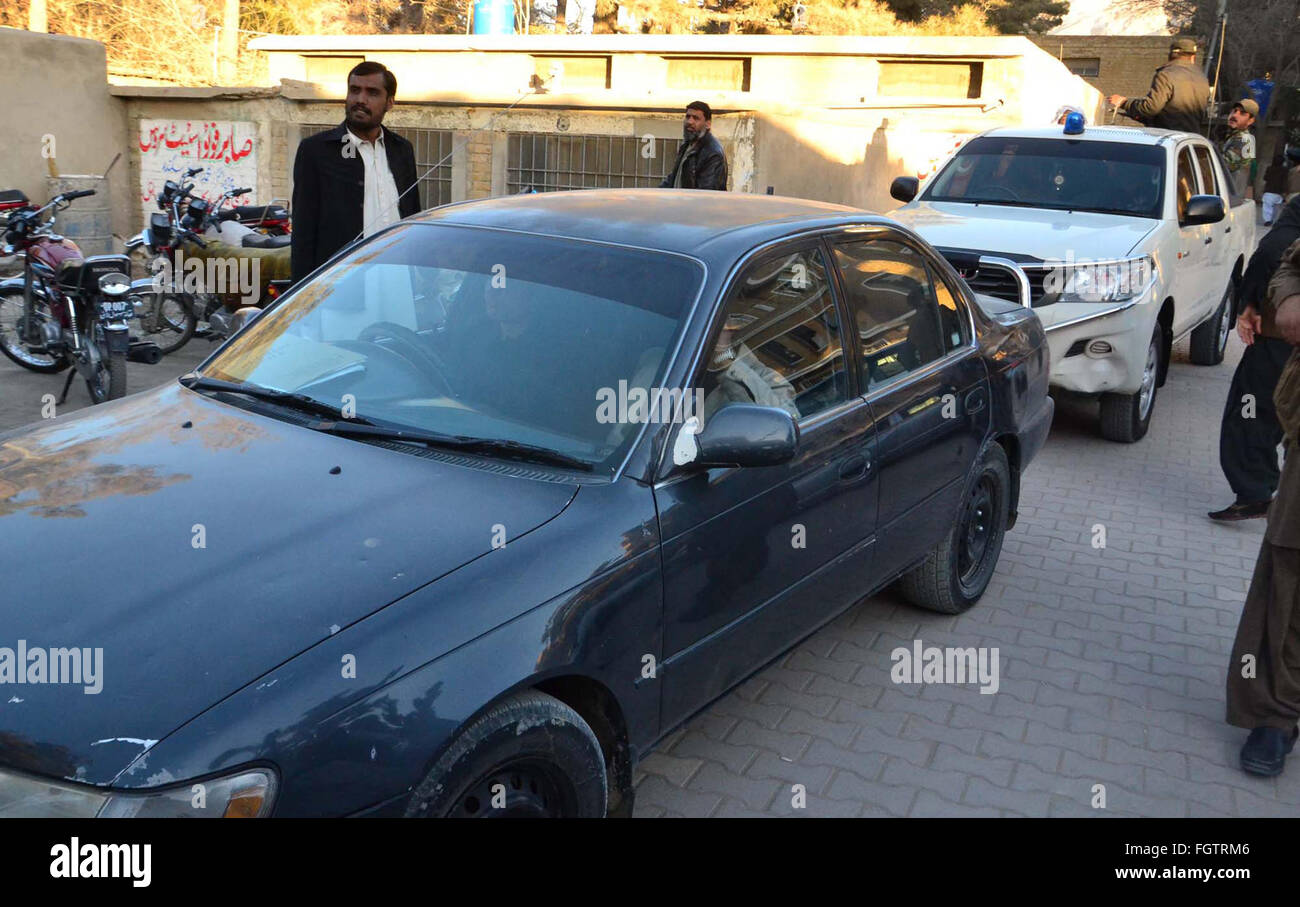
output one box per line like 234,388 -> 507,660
473,0 -> 515,34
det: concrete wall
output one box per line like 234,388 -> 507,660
0,28 -> 130,245
99,34 -> 1107,231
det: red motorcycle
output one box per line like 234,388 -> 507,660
0,190 -> 160,403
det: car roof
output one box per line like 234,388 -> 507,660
413,189 -> 890,261
979,125 -> 1198,145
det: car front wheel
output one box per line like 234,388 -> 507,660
405,690 -> 607,818
896,442 -> 1010,614
1099,324 -> 1160,443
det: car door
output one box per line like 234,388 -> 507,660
828,230 -> 990,584
1172,142 -> 1213,334
1192,141 -> 1232,290
654,238 -> 879,726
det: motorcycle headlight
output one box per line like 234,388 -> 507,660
0,766 -> 276,818
98,272 -> 132,297
1044,256 -> 1154,304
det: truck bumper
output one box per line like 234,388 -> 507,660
1040,290 -> 1157,396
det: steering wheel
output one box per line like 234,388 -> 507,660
357,322 -> 455,397
978,185 -> 1022,202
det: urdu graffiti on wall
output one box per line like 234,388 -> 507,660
137,119 -> 258,225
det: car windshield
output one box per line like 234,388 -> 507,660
200,223 -> 704,474
923,136 -> 1166,219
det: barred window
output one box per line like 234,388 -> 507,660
506,133 -> 682,193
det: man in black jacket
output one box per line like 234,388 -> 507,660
1211,195 -> 1300,521
1108,38 -> 1211,134
660,101 -> 728,191
291,61 -> 422,284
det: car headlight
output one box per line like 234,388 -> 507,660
1044,256 -> 1154,304
97,769 -> 277,818
0,768 -> 107,817
0,766 -> 276,817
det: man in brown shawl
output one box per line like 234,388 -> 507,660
1228,237 -> 1300,775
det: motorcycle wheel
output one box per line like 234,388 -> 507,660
136,292 -> 196,355
0,287 -> 69,373
82,337 -> 126,403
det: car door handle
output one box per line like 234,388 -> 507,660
838,455 -> 868,480
1225,225 -> 1232,233
1204,236 -> 1213,244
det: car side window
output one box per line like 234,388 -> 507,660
701,246 -> 849,425
1176,147 -> 1197,222
1193,145 -> 1220,199
929,266 -> 969,352
832,238 -> 950,391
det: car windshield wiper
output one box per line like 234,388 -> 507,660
180,374 -> 374,425
305,420 -> 595,472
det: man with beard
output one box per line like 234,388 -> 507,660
290,61 -> 421,284
1211,195 -> 1300,522
1227,234 -> 1300,776
660,101 -> 728,191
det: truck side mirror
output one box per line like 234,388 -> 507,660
890,176 -> 919,204
1182,194 -> 1225,226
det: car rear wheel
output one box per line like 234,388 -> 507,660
896,442 -> 1009,614
1099,325 -> 1160,443
405,690 -> 607,818
1188,283 -> 1232,366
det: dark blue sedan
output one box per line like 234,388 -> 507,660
0,190 -> 1052,817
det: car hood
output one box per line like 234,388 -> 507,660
0,383 -> 578,785
889,201 -> 1159,262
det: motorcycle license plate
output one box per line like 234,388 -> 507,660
97,299 -> 133,321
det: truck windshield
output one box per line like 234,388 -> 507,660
924,136 -> 1167,219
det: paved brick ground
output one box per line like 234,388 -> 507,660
633,335 -> 1299,817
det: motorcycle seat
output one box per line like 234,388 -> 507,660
241,233 -> 292,249
231,205 -> 287,221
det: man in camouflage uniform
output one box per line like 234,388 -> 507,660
1227,237 -> 1300,776
1221,99 -> 1259,198
1108,38 -> 1210,134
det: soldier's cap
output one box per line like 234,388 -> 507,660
1232,98 -> 1260,118
1170,37 -> 1197,55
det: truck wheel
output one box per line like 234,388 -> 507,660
1189,283 -> 1231,366
404,690 -> 607,818
896,443 -> 1009,614
1099,326 -> 1160,443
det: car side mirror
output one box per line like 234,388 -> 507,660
890,176 -> 919,204
1182,194 -> 1224,226
681,404 -> 799,469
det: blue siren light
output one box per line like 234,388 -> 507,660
1063,112 -> 1086,135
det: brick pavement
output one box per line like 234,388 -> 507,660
633,335 -> 1298,817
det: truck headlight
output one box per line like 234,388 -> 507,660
1045,256 -> 1154,304
0,766 -> 276,817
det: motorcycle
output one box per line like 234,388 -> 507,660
126,172 -> 291,350
0,190 -> 161,404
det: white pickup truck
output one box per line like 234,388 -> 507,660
888,122 -> 1256,442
